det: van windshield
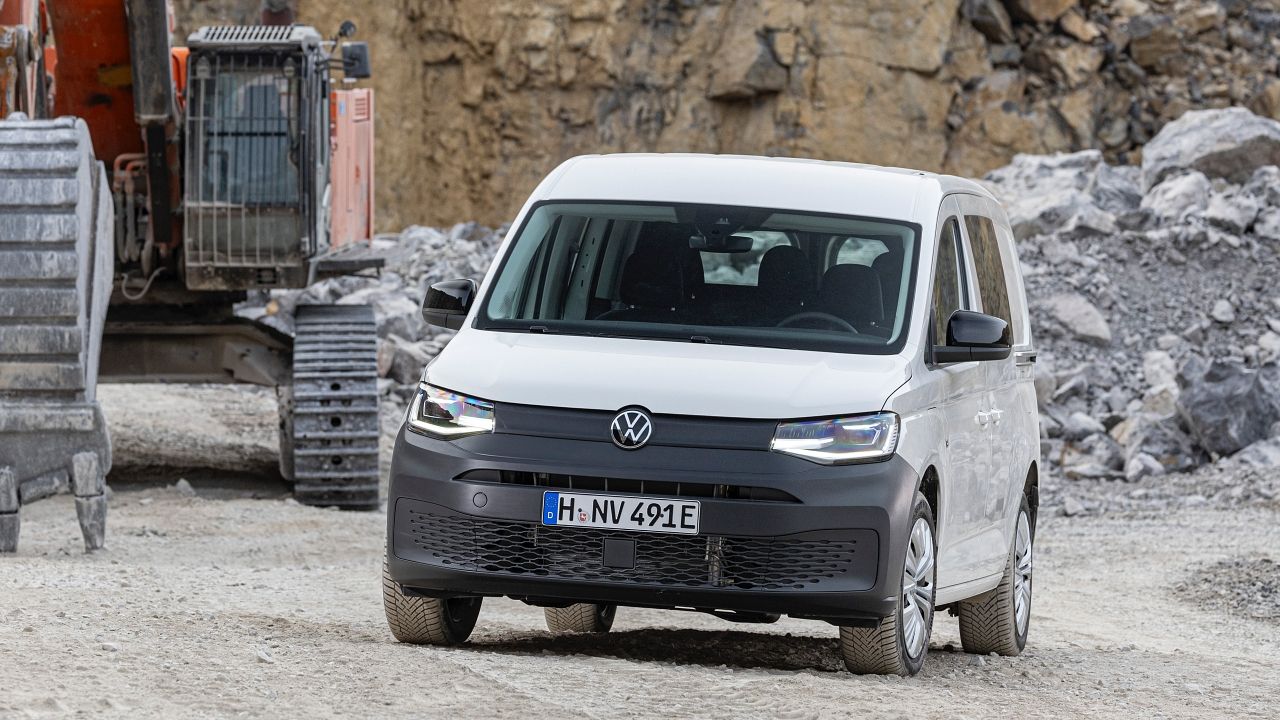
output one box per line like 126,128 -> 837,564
478,202 -> 921,355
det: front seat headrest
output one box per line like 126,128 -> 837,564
820,264 -> 885,327
758,245 -> 814,303
618,240 -> 685,309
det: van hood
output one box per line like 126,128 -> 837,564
424,330 -> 910,419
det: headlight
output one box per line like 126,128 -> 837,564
770,412 -> 899,464
406,383 -> 495,439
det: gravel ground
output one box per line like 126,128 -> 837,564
2,487 -> 1277,719
4,384 -> 1275,718
1175,558 -> 1280,623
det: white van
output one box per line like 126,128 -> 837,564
382,154 -> 1040,676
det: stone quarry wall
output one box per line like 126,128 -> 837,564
174,1 -> 1280,229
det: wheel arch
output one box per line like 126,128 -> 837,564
918,464 -> 941,540
1023,461 -> 1039,530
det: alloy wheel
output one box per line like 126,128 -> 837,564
901,517 -> 935,659
1013,511 -> 1033,635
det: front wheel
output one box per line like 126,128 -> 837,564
957,495 -> 1033,656
839,492 -> 936,675
382,555 -> 482,645
544,603 -> 616,634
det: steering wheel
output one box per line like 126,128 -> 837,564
776,312 -> 859,333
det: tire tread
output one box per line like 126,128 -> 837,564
838,492 -> 935,676
957,501 -> 1031,657
382,556 -> 471,645
544,603 -> 613,634
839,616 -> 907,675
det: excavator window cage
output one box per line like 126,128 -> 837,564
182,46 -> 327,288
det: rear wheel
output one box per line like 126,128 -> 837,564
958,495 -> 1033,656
382,555 -> 481,645
544,603 -> 616,634
839,493 -> 935,675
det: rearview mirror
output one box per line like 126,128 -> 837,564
341,42 -> 372,79
932,310 -> 1011,363
688,234 -> 753,253
422,279 -> 477,331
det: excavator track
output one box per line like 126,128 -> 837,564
0,116 -> 113,552
288,304 -> 381,509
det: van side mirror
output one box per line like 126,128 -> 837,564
422,279 -> 477,331
932,310 -> 1011,363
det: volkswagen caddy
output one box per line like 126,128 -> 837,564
382,154 -> 1039,675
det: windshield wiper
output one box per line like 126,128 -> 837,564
689,335 -> 720,344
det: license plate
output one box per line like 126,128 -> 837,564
541,491 -> 700,535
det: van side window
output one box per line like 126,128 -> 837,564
963,215 -> 1012,329
931,218 -> 965,343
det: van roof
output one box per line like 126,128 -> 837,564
535,153 -> 995,224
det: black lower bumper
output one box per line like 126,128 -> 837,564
387,423 -> 920,623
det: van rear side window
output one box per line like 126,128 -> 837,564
964,215 -> 1013,331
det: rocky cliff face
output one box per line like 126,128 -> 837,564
174,1 -> 1280,228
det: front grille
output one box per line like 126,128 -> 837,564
456,469 -> 800,503
406,510 -> 858,591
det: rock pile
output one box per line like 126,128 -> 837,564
985,106 -> 1280,484
239,223 -> 506,391
244,105 -> 1280,498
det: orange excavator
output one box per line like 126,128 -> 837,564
0,0 -> 385,553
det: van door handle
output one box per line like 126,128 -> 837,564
975,411 -> 991,426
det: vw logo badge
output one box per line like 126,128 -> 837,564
610,409 -> 653,450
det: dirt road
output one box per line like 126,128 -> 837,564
2,486 -> 1275,719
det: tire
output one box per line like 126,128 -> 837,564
839,492 -> 936,676
544,603 -> 616,634
957,494 -> 1033,656
382,555 -> 481,645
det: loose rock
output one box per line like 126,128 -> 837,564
1142,108 -> 1280,190
1043,293 -> 1112,346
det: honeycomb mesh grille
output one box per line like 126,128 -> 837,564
406,511 -> 858,591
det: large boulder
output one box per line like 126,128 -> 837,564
1140,171 -> 1210,223
983,150 -> 1139,239
1110,412 -> 1202,473
377,334 -> 436,386
1142,108 -> 1280,190
1176,360 -> 1280,456
1234,437 -> 1280,468
1041,293 -> 1112,346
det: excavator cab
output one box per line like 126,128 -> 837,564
183,25 -> 331,290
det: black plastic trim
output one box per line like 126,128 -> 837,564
386,425 -> 921,622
